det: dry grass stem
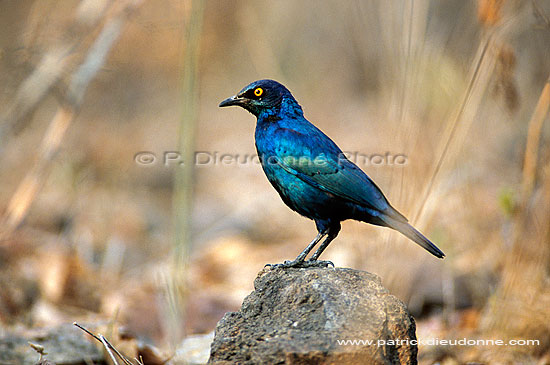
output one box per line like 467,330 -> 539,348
0,0 -> 144,240
0,0 -> 114,151
166,0 -> 205,346
74,322 -> 140,365
521,75 -> 550,198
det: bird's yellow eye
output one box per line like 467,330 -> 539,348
254,87 -> 263,97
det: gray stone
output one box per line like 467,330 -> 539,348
0,324 -> 103,364
208,267 -> 417,364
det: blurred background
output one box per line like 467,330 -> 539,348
0,0 -> 549,363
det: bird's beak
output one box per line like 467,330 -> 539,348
219,95 -> 246,107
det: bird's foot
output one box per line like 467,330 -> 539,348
265,259 -> 334,269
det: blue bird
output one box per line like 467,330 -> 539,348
219,79 -> 445,268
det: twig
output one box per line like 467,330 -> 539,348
28,342 -> 48,362
74,322 -> 102,341
100,335 -> 120,365
73,322 -> 135,365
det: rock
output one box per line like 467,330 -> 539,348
208,267 -> 417,365
0,324 -> 103,364
171,332 -> 214,365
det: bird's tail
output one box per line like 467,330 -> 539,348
381,216 -> 445,258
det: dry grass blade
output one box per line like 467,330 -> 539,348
413,9 -> 525,224
1,106 -> 72,234
480,163 -> 550,361
0,0 -> 113,152
479,73 -> 550,362
0,0 -> 144,241
522,75 -> 550,198
478,0 -> 505,27
397,0 -> 415,128
412,33 -> 493,223
0,45 -> 71,145
239,3 -> 285,79
532,0 -> 550,28
166,0 -> 205,346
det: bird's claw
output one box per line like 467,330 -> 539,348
265,259 -> 334,269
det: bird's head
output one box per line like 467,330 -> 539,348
219,79 -> 300,117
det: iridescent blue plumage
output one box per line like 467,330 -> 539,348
219,79 -> 444,267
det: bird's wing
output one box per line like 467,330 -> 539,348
272,128 -> 407,222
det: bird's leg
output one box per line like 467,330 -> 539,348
293,232 -> 325,263
266,231 -> 327,269
308,224 -> 340,264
